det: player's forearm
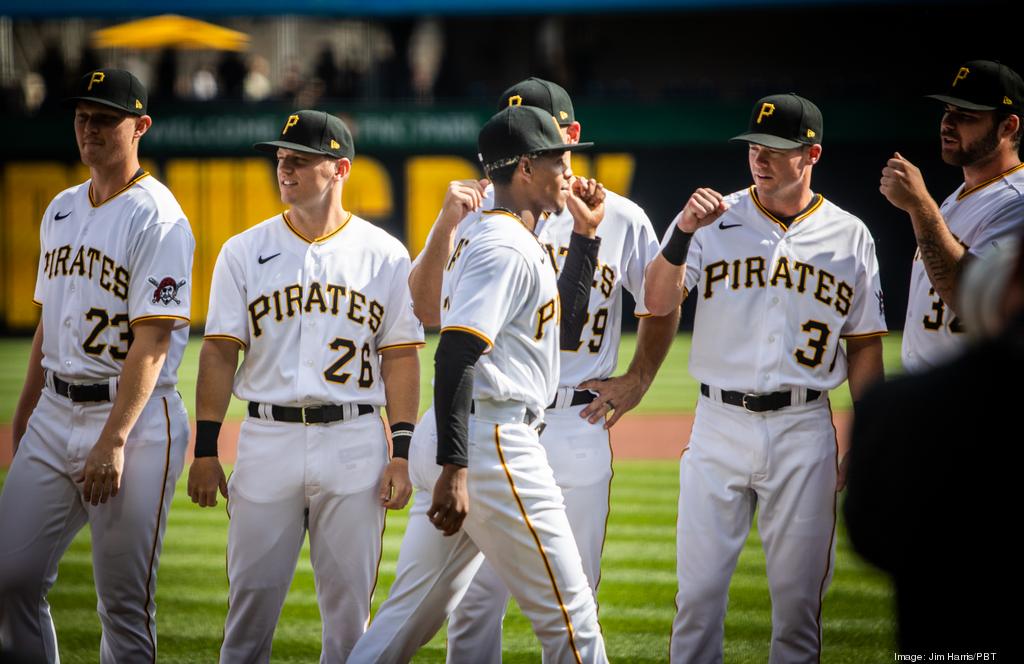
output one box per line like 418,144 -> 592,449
908,201 -> 966,311
644,255 -> 687,316
628,308 -> 680,387
195,339 -> 240,423
557,232 -> 602,349
381,347 -> 420,425
844,336 -> 885,404
13,320 -> 46,448
409,213 -> 461,326
96,321 -> 173,447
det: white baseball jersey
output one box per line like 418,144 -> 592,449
678,186 -> 887,392
33,172 -> 194,388
902,163 -> 1024,373
204,212 -> 424,406
440,209 -> 560,414
534,190 -> 661,386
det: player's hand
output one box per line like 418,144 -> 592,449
81,439 -> 125,506
578,372 -> 650,429
566,177 -> 606,238
676,188 -> 728,233
438,179 -> 490,229
428,464 -> 469,536
879,152 -> 933,213
188,457 -> 228,507
379,458 -> 413,510
836,453 -> 850,493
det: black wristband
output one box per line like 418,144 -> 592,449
390,422 -> 415,459
195,420 -> 222,458
661,225 -> 694,266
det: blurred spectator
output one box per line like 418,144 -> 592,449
192,66 -> 218,100
244,55 -> 272,102
78,47 -> 102,79
154,48 -> 179,102
21,73 -> 44,113
276,61 -> 303,105
217,51 -> 247,100
36,41 -> 66,110
844,235 -> 1024,660
408,18 -> 443,102
313,45 -> 339,97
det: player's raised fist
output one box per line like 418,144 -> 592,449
439,178 -> 490,228
880,152 -> 932,213
677,187 -> 728,232
566,177 -> 606,238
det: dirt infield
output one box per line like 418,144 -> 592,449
1,412 -> 853,467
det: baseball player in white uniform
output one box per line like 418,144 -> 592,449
644,94 -> 886,663
349,104 -> 607,663
0,69 -> 195,663
439,79 -> 680,662
879,59 -> 1024,373
186,110 -> 423,663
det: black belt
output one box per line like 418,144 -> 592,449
547,389 -> 597,409
248,401 -> 374,425
53,376 -> 110,402
700,384 -> 821,413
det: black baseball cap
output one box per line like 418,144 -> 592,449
254,110 -> 355,160
498,77 -> 576,126
927,60 -> 1024,116
730,93 -> 823,149
478,105 -> 592,174
64,68 -> 148,116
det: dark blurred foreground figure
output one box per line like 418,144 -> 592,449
844,233 -> 1024,661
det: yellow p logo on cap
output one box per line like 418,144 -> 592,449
330,139 -> 340,149
87,72 -> 105,91
953,67 -> 970,87
756,102 -> 775,124
507,95 -> 523,107
282,114 -> 300,135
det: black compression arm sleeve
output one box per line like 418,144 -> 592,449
558,231 -> 602,349
434,330 -> 488,466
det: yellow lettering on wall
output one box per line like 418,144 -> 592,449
406,156 -> 479,258
345,156 -> 393,219
567,154 -> 635,197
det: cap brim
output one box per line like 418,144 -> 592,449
729,133 -> 805,149
925,94 -> 997,111
62,96 -> 144,116
253,140 -> 336,157
536,141 -> 594,154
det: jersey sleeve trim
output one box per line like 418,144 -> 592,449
440,325 -> 494,350
840,331 -> 888,340
204,334 -> 247,348
379,341 -> 427,352
130,314 -> 190,327
634,312 -> 654,319
32,299 -> 41,307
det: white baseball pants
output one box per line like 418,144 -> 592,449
219,412 -> 388,664
671,395 -> 838,664
0,388 -> 189,664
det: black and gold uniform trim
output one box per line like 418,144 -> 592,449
282,210 -> 352,244
482,209 -> 545,247
440,325 -> 494,350
130,314 -> 190,327
204,334 -> 247,348
840,330 -> 888,340
32,298 -> 41,307
750,186 -> 824,231
378,341 -> 427,352
143,397 -> 174,663
493,424 -> 584,664
814,400 -> 840,663
90,170 -> 150,208
956,162 -> 1024,201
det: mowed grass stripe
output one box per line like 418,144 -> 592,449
0,460 -> 894,662
0,333 -> 906,423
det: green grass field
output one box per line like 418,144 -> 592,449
0,333 -> 905,423
0,332 -> 900,661
0,462 -> 894,663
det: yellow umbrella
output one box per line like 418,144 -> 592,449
92,14 -> 250,51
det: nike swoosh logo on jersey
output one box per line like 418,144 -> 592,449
719,221 -> 742,230
258,253 -> 281,264
55,210 -> 72,220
